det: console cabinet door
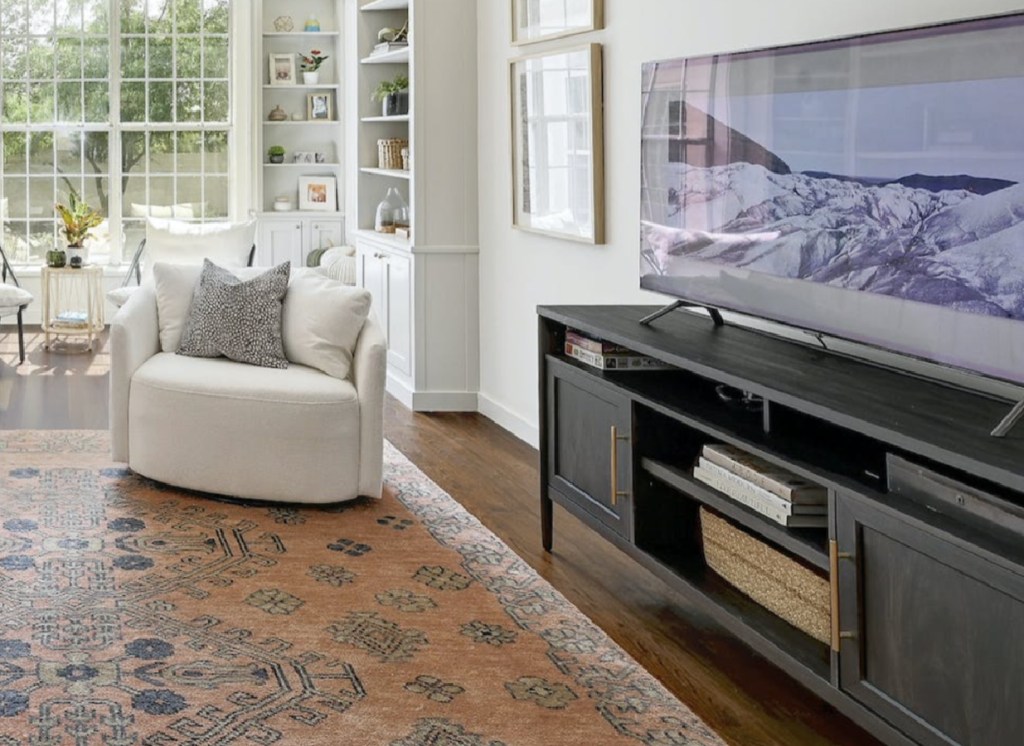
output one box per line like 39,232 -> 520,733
546,361 -> 631,539
835,490 -> 1024,746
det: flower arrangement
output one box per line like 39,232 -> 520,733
54,191 -> 103,248
300,49 -> 329,71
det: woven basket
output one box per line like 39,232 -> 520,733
377,138 -> 408,170
700,507 -> 830,644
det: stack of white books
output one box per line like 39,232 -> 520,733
693,444 -> 827,528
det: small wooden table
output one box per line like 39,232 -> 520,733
41,265 -> 105,351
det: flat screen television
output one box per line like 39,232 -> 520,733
640,12 -> 1024,387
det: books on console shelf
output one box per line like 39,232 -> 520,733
565,329 -> 631,355
693,458 -> 827,528
702,443 -> 826,504
564,341 -> 674,371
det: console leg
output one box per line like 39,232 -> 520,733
541,494 -> 553,552
638,301 -> 685,326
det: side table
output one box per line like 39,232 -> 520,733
41,265 -> 105,351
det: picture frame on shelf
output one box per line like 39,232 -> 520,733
269,53 -> 296,85
307,93 -> 333,121
298,176 -> 337,212
510,43 -> 604,244
511,0 -> 603,45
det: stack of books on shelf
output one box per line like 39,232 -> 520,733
51,310 -> 89,329
564,329 -> 673,371
693,444 -> 827,528
372,41 -> 408,56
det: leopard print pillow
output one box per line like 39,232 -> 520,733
177,260 -> 291,368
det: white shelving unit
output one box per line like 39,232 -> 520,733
348,0 -> 479,411
256,0 -> 345,266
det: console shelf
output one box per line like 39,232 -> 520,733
539,305 -> 1024,746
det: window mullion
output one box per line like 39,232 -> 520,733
108,0 -> 124,264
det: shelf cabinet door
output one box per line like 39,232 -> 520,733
258,220 -> 303,267
358,244 -> 387,331
835,490 -> 1024,746
383,249 -> 412,376
546,361 -> 632,539
308,219 -> 344,252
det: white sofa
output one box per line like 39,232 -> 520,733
109,283 -> 387,504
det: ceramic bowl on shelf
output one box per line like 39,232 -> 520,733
273,197 -> 294,212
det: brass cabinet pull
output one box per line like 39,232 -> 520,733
830,539 -> 857,652
609,426 -> 630,506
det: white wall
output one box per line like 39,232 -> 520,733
476,0 -> 1024,447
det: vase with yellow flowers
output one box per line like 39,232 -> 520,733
54,191 -> 103,269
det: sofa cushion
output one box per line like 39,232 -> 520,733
143,217 -> 256,283
178,260 -> 291,368
283,270 -> 371,380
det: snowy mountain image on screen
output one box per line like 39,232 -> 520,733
646,163 -> 1024,319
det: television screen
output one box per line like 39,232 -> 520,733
640,12 -> 1024,385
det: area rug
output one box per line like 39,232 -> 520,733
0,431 -> 724,746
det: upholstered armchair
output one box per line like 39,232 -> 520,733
109,269 -> 387,504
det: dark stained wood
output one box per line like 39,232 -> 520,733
539,305 -> 1024,495
1,324 -> 881,746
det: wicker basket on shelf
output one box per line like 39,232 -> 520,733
377,138 -> 408,170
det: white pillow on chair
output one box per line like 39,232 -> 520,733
142,217 -> 256,284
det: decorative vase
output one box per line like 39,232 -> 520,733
268,105 -> 287,121
304,16 -> 320,32
46,248 -> 66,268
303,71 -> 319,85
383,90 -> 409,117
66,246 -> 84,269
374,187 -> 409,234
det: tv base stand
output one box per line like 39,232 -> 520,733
638,300 -> 724,327
539,305 -> 1024,746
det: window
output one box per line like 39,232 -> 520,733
0,0 -> 232,265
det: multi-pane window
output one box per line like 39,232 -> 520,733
0,0 -> 231,264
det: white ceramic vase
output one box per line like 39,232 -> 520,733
303,71 -> 319,85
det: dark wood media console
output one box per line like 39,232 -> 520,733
538,305 -> 1024,746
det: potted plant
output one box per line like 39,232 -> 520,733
268,145 -> 286,164
299,49 -> 329,85
54,191 -> 103,269
371,74 -> 409,117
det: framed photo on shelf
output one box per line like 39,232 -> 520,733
269,53 -> 296,85
298,176 -> 337,211
511,0 -> 603,45
307,93 -> 333,121
510,43 -> 604,244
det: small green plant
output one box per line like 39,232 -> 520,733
371,74 -> 409,102
268,145 -> 286,157
54,190 -> 103,247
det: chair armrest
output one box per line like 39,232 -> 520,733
109,285 -> 160,462
352,314 -> 387,497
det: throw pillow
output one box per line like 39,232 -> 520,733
178,260 -> 291,368
282,269 -> 372,379
141,217 -> 257,284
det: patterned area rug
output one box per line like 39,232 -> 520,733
0,431 -> 724,745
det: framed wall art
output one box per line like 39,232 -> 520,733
510,43 -> 604,243
298,176 -> 337,211
511,0 -> 603,45
269,53 -> 296,85
307,92 -> 333,120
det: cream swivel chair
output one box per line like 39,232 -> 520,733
0,244 -> 33,364
109,264 -> 386,504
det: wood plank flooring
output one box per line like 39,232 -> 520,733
1,326 -> 879,746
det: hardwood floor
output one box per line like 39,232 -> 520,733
1,325 -> 879,746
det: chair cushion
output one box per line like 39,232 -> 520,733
153,263 -> 270,352
132,352 -> 356,405
143,217 -> 256,283
178,260 -> 290,368
282,270 -> 371,379
0,284 -> 32,308
106,286 -> 137,308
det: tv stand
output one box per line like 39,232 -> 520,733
638,299 -> 724,327
539,305 -> 1024,746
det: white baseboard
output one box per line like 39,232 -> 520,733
477,392 -> 538,448
385,374 -> 479,412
